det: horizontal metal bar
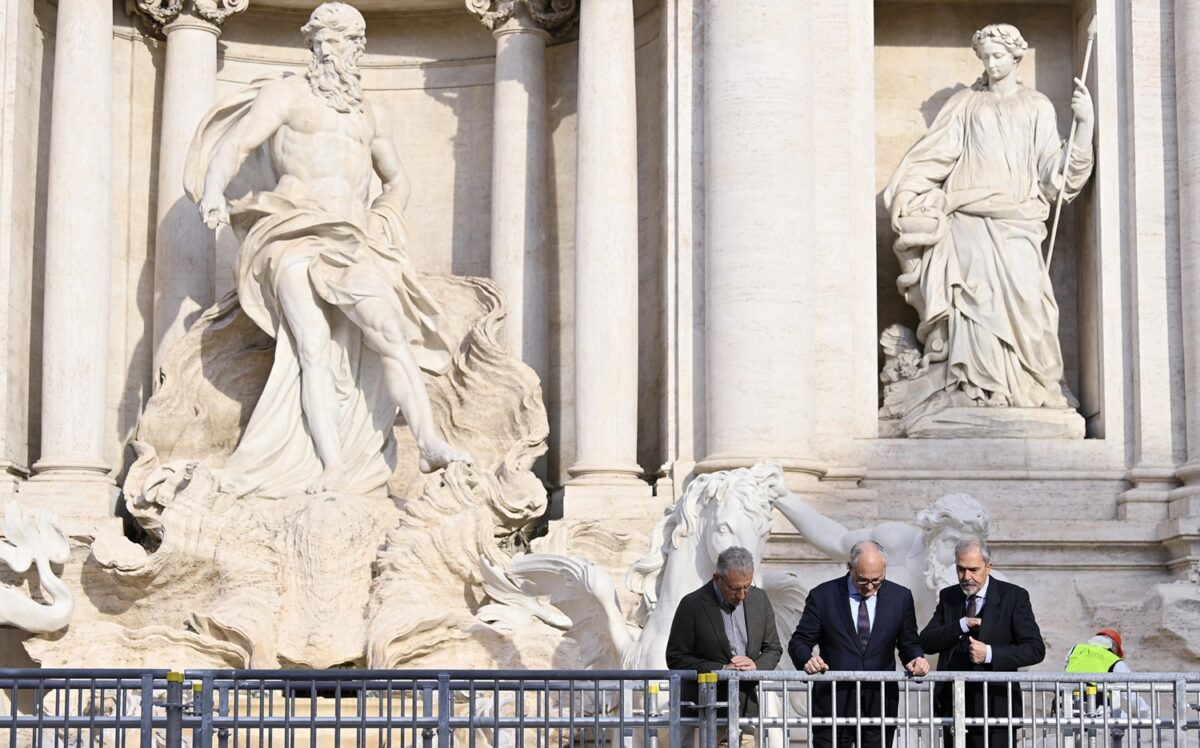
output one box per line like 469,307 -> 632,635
723,670 -> 1200,683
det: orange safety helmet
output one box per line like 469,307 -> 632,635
1096,628 -> 1124,659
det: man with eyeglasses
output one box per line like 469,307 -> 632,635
789,540 -> 930,748
667,546 -> 783,745
920,538 -> 1044,748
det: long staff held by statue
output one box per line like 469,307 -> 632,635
1046,16 -> 1097,274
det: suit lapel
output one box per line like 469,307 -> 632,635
700,583 -> 734,661
744,590 -> 762,654
865,583 -> 890,653
979,579 -> 1003,643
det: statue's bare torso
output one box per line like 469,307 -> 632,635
267,76 -> 376,226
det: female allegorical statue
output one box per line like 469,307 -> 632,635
884,23 -> 1094,419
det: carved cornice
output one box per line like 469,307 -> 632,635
466,0 -> 578,37
131,0 -> 248,36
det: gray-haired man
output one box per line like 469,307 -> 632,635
667,546 -> 783,740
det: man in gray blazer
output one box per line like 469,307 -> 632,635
666,546 -> 783,726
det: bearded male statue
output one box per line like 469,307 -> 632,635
184,1 -> 471,498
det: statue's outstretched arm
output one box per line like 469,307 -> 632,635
773,491 -> 855,560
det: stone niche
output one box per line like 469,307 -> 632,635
873,0 -> 1104,437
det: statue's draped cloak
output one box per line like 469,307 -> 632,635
884,84 -> 1093,407
184,74 -> 452,498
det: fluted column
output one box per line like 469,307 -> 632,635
468,0 -> 575,386
697,0 -> 818,477
566,0 -> 644,491
1168,0 -> 1200,576
140,0 -> 246,379
31,0 -> 116,482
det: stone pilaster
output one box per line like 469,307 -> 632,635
32,0 -> 116,485
563,0 -> 649,509
696,0 -> 821,482
137,0 -> 247,381
1164,0 -> 1200,578
24,0 -> 121,534
467,0 -> 575,390
1118,0 -> 1183,521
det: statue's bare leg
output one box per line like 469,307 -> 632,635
341,296 -> 472,472
277,260 -> 348,492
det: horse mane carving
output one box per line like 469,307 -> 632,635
626,463 -> 784,625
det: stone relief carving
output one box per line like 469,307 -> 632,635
24,3 -> 550,670
775,490 -> 991,625
185,1 -> 470,498
31,275 -> 550,669
131,0 -> 246,33
466,0 -> 578,34
479,464 -> 801,670
880,23 -> 1094,439
0,502 -> 74,633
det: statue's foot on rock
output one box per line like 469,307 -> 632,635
306,464 -> 349,494
418,440 -> 473,474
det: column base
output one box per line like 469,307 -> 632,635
694,454 -> 826,489
31,456 -> 114,483
1118,465 -> 1179,521
1156,461 -> 1200,579
2,476 -> 120,538
1168,460 -> 1200,515
559,482 -> 656,521
0,459 -> 30,479
565,461 -> 646,486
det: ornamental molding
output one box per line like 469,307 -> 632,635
131,0 -> 248,36
465,0 -> 578,36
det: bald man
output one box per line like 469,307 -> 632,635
789,541 -> 929,748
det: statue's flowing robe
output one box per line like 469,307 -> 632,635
884,84 -> 1093,408
184,75 -> 452,498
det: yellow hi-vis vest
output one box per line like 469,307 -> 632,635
1066,643 -> 1121,674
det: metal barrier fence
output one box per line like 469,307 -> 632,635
1,669 -> 1198,747
0,669 -> 690,748
718,671 -> 1200,748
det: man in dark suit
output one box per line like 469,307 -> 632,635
666,546 -> 783,741
920,538 -> 1045,748
789,540 -> 930,748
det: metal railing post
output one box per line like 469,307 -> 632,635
698,673 -> 718,748
140,674 -> 155,748
726,674 -> 740,748
164,671 -> 185,748
669,674 -> 683,748
421,682 -> 435,748
195,673 -> 215,748
647,682 -> 660,748
217,681 -> 231,748
437,673 -> 451,748
952,678 -> 966,748
1175,680 -> 1186,748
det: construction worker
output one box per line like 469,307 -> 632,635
1065,629 -> 1129,674
1063,628 -> 1151,728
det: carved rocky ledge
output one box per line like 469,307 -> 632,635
878,324 -> 1085,439
27,274 -> 550,670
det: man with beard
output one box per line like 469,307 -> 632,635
920,539 -> 1045,748
186,2 -> 471,497
775,492 -> 990,623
